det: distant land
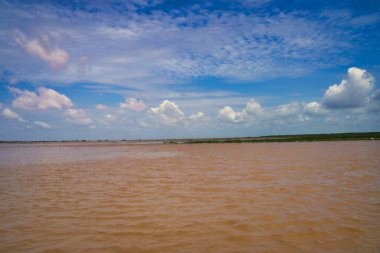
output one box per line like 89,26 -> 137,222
1,132 -> 379,144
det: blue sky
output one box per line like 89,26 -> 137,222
0,0 -> 379,140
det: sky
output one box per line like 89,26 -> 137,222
0,0 -> 380,141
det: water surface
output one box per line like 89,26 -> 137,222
1,141 -> 379,252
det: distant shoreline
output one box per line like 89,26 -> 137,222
1,132 -> 379,144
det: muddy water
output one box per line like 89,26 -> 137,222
0,141 -> 379,253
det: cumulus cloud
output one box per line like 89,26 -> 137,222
8,86 -> 95,127
119,98 -> 148,112
34,121 -> 51,129
243,99 -> 263,115
210,67 -> 378,127
64,108 -> 93,126
14,31 -> 69,70
322,67 -> 375,109
189,111 -> 207,121
104,114 -> 116,122
150,100 -> 184,124
304,101 -> 324,114
273,102 -> 301,117
95,104 -> 107,111
98,114 -> 117,125
1,108 -> 22,120
219,106 -> 239,122
219,99 -> 262,123
10,87 -> 73,111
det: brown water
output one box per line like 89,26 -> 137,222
1,141 -> 380,253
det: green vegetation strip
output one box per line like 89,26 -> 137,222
180,132 -> 380,144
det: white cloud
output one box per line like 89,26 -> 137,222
10,87 -> 73,111
219,106 -> 238,122
1,108 -> 21,120
323,67 -> 375,109
34,121 -> 51,129
98,114 -> 117,125
37,87 -> 73,110
243,99 -> 263,115
8,86 -> 94,127
119,97 -> 147,112
304,101 -> 323,114
14,31 -> 69,70
273,102 -> 301,117
95,104 -> 107,111
219,99 -> 262,123
138,119 -> 149,128
150,100 -> 184,124
104,114 -> 114,120
217,98 -> 319,127
9,87 -> 38,111
189,111 -> 207,121
373,89 -> 380,101
64,108 -> 93,125
367,89 -> 380,112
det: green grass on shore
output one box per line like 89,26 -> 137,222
175,132 -> 380,144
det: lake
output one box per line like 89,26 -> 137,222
1,141 -> 379,252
